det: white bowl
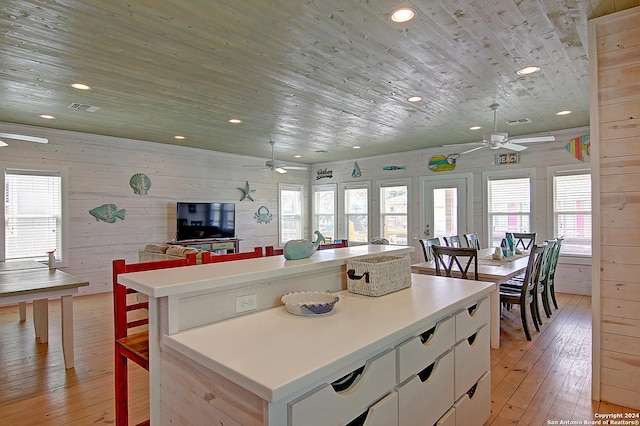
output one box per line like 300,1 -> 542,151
281,291 -> 339,315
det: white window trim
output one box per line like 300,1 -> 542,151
483,168 -> 536,249
311,183 -> 337,242
1,164 -> 69,267
547,164 -> 592,261
278,183 -> 305,245
340,181 -> 371,244
377,178 -> 411,245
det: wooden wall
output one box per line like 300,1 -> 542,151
0,122 -> 308,295
589,5 -> 640,410
313,126 -> 592,295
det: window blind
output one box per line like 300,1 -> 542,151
5,169 -> 62,260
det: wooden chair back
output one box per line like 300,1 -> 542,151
317,239 -> 349,250
264,246 -> 284,256
443,235 -> 462,247
512,232 -> 537,251
419,238 -> 440,262
432,245 -> 478,279
206,247 -> 263,262
113,252 -> 197,425
547,237 -> 564,309
463,233 -> 480,249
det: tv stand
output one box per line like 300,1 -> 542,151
174,238 -> 240,254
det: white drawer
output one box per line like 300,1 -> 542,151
396,316 -> 455,382
288,349 -> 396,426
454,371 -> 491,426
455,297 -> 490,341
436,407 -> 456,426
454,325 -> 489,398
346,392 -> 398,426
397,350 -> 454,426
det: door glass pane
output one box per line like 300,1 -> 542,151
433,187 -> 457,239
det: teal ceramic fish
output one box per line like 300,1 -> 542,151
89,204 -> 125,223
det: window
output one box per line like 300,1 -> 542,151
485,170 -> 534,248
3,167 -> 66,263
344,184 -> 369,243
312,184 -> 336,243
379,181 -> 409,245
551,168 -> 592,256
279,183 -> 304,245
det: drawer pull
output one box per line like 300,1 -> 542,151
467,303 -> 479,316
417,361 -> 436,382
467,331 -> 478,345
467,382 -> 478,399
331,365 -> 365,392
346,409 -> 368,426
419,325 -> 436,344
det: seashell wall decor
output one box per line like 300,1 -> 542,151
130,173 -> 151,195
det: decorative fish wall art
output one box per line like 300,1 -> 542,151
383,165 -> 406,171
129,173 -> 151,195
428,154 -> 459,172
565,135 -> 590,162
89,204 -> 125,223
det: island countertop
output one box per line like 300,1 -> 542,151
162,273 -> 495,403
118,244 -> 413,298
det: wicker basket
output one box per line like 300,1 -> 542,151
346,255 -> 412,297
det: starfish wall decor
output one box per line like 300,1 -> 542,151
238,181 -> 256,202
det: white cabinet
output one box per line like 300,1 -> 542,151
453,371 -> 491,426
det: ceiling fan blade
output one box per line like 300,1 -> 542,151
510,135 -> 555,144
501,142 -> 528,152
460,146 -> 486,155
0,140 -> 8,147
0,133 -> 48,144
440,141 -> 483,149
283,166 -> 308,171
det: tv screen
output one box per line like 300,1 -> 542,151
176,202 -> 235,240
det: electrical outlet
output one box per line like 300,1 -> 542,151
235,294 -> 257,313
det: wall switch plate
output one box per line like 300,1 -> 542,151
235,294 -> 257,313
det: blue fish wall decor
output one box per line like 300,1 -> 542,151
383,165 -> 406,171
89,204 -> 125,223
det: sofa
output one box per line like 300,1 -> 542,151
138,243 -> 205,263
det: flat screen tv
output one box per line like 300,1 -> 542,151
176,202 -> 235,241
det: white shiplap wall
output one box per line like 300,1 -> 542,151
0,122 -> 308,295
311,126 -> 592,295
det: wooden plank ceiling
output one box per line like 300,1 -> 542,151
0,0 -> 637,163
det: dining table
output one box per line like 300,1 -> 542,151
0,260 -> 89,369
412,247 -> 531,349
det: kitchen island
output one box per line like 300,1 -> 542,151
118,244 -> 414,423
160,274 -> 494,425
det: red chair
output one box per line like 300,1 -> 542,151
264,246 -> 284,256
113,253 -> 197,426
205,247 -> 263,262
317,239 -> 349,250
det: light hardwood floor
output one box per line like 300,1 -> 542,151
0,292 -> 637,425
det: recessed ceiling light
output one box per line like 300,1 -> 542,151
174,135 -> 186,140
294,155 -> 302,158
390,7 -> 416,23
407,96 -> 423,103
516,66 -> 541,76
556,110 -> 572,116
353,146 -> 361,149
70,83 -> 91,90
228,119 -> 242,124
470,126 -> 482,130
39,114 -> 55,120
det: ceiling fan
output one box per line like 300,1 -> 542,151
455,104 -> 555,155
265,140 -> 308,173
0,130 -> 48,147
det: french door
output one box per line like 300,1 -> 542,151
421,174 -> 472,243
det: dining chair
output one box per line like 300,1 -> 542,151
463,233 -> 480,249
264,246 -> 284,256
512,232 -> 537,251
113,253 -> 197,426
547,237 -> 564,309
317,239 -> 349,250
499,244 -> 545,341
432,245 -> 478,279
419,238 -> 441,262
205,247 -> 263,262
443,235 -> 462,247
